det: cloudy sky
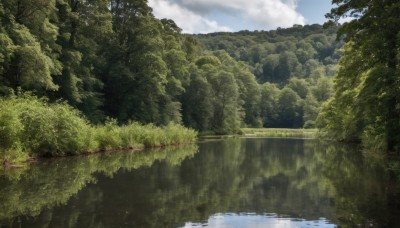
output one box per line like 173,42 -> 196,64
148,0 -> 333,34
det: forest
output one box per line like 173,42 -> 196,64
0,0 -> 399,153
0,0 -> 342,136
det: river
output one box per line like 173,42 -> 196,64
1,137 -> 399,227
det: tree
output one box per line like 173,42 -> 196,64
320,0 -> 400,151
262,54 -> 279,83
235,66 -> 262,128
196,54 -> 242,134
288,77 -> 310,99
312,76 -> 333,102
303,94 -> 319,128
274,51 -> 300,85
104,1 -> 168,124
295,40 -> 317,64
182,65 -> 213,131
260,83 -> 280,127
0,0 -> 61,93
214,51 -> 262,128
277,87 -> 303,128
54,0 -> 112,122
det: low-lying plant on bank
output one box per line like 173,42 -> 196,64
241,128 -> 317,138
0,93 -> 197,165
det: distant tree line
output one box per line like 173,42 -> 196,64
195,24 -> 341,129
196,24 -> 342,85
0,0 -> 342,134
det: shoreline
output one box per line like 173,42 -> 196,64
2,141 -> 196,168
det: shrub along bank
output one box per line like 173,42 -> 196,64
0,94 -> 197,165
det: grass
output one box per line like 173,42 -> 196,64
0,93 -> 197,165
240,128 -> 317,138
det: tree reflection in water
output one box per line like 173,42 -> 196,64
0,138 -> 399,227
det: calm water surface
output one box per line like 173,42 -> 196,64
1,138 -> 400,227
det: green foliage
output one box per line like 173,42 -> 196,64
241,128 -> 317,138
303,94 -> 319,128
320,0 -> 400,152
99,121 -> 197,149
361,125 -> 387,154
0,93 -> 92,158
54,0 -> 112,123
288,77 -> 310,99
196,24 -> 342,84
184,50 -> 259,134
0,0 -> 61,93
194,25 -> 340,130
0,0 -> 339,140
312,76 -> 333,102
0,94 -> 197,164
182,64 -> 213,131
277,87 -> 303,128
95,119 -> 124,150
259,82 -> 280,127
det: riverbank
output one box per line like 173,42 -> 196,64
240,128 -> 317,138
0,94 -> 197,165
197,128 -> 318,142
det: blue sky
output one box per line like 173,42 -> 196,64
149,0 -> 334,34
297,0 -> 332,25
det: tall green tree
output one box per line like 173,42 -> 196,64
303,94 -> 319,128
311,76 -> 333,103
288,77 -> 310,99
104,0 -> 168,123
260,82 -> 280,127
0,0 -> 61,93
182,64 -> 213,131
214,50 -> 261,128
195,54 -> 242,134
319,0 -> 400,151
159,19 -> 190,124
54,0 -> 112,122
277,87 -> 303,128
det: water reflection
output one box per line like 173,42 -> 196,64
0,145 -> 198,221
181,213 -> 335,228
0,138 -> 399,227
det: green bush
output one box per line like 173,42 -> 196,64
0,102 -> 23,151
0,93 -> 197,165
118,122 -> 145,149
361,125 -> 387,154
95,119 -> 124,150
0,94 -> 93,158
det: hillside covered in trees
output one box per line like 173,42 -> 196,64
196,25 -> 343,128
0,0 -> 342,134
196,25 -> 342,84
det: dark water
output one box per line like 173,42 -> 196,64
1,138 -> 400,227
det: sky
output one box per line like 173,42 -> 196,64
148,0 -> 334,34
182,213 -> 336,228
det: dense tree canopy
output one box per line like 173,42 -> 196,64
196,24 -> 342,85
0,0 -> 342,134
318,0 -> 400,152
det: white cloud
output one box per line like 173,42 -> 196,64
148,0 -> 232,33
149,0 -> 305,33
240,0 -> 304,28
